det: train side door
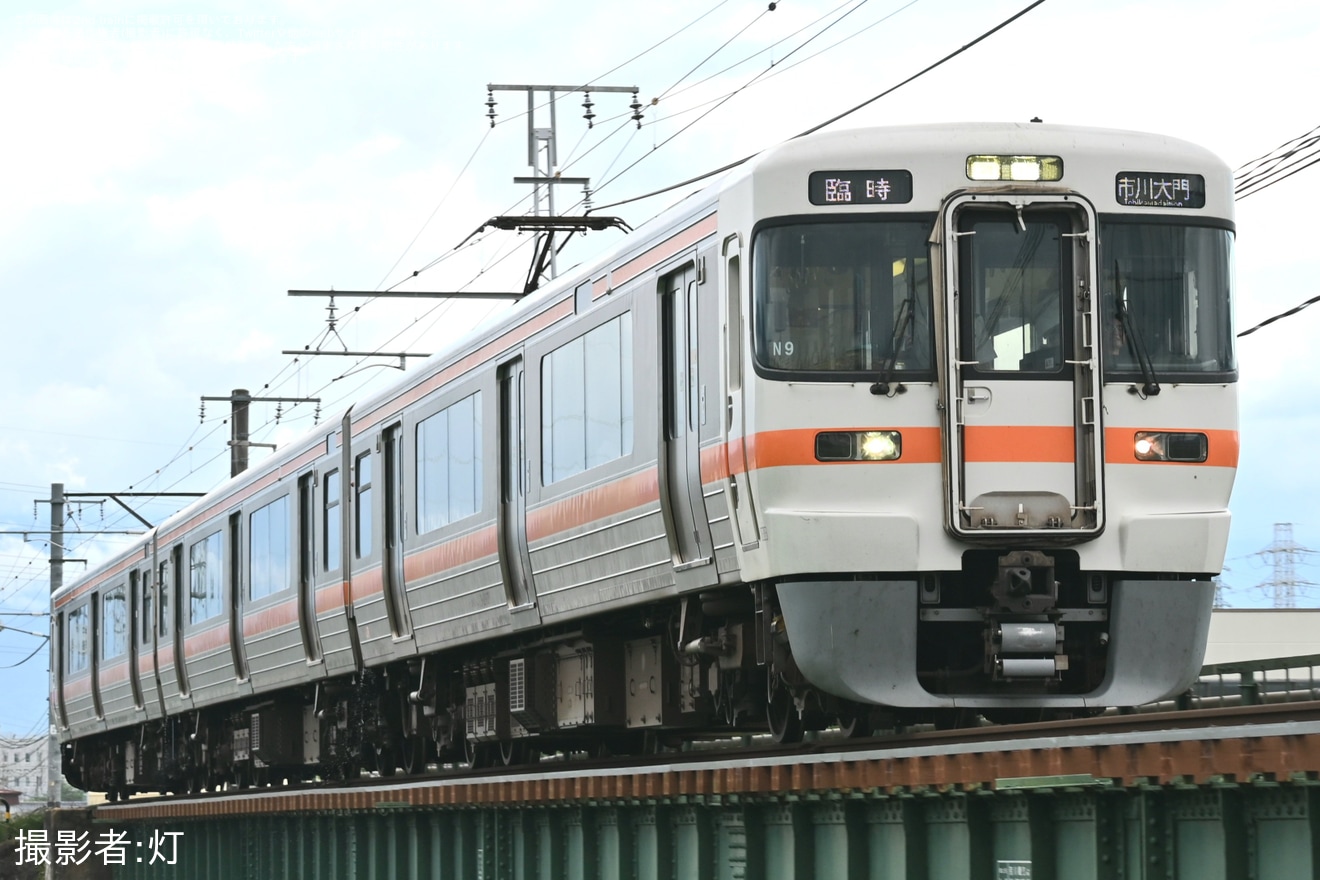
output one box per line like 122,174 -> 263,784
660,263 -> 717,584
128,569 -> 145,711
90,592 -> 104,719
146,555 -> 166,714
297,472 -> 323,662
722,235 -> 759,549
381,423 -> 414,640
942,196 -> 1103,537
164,545 -> 191,701
228,512 -> 250,681
498,356 -> 540,626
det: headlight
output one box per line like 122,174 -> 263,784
815,430 -> 902,462
1133,431 -> 1208,462
966,154 -> 1064,182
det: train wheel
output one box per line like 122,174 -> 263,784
402,734 -> 429,775
369,742 -> 398,777
464,738 -> 492,769
836,703 -> 872,739
499,739 -> 531,767
767,687 -> 803,745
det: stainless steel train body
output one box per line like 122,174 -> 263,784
52,122 -> 1238,794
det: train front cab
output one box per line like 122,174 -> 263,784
737,128 -> 1237,712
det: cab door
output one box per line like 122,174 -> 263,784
942,196 -> 1103,538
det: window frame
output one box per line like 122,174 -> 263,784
539,309 -> 636,486
750,212 -> 938,383
1097,214 -> 1237,383
66,602 -> 90,674
188,528 -> 226,626
248,492 -> 293,602
414,388 -> 485,536
100,584 -> 128,661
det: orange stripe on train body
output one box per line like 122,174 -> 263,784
402,527 -> 499,583
525,469 -> 661,544
183,624 -> 229,659
1104,427 -> 1239,468
98,659 -> 129,686
242,598 -> 300,639
609,214 -> 718,289
351,566 -> 384,603
747,426 -> 943,469
962,425 -> 1077,463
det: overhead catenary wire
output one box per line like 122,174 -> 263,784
1234,122 -> 1320,200
42,0 -> 923,511
14,0 -> 1054,616
594,0 -> 1049,213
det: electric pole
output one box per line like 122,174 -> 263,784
201,389 -> 320,477
485,82 -> 642,285
45,482 -> 62,880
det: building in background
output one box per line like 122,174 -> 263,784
1205,609 -> 1320,665
0,736 -> 44,805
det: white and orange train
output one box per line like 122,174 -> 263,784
53,121 -> 1238,796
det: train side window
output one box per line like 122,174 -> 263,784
140,569 -> 153,643
100,586 -> 128,660
417,391 -> 483,534
542,312 -> 634,484
249,495 -> 291,600
67,604 -> 89,673
324,470 -> 341,572
189,531 -> 225,624
355,453 -> 373,558
157,560 -> 170,638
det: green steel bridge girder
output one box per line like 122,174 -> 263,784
100,783 -> 1320,880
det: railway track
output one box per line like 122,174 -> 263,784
94,698 -> 1320,821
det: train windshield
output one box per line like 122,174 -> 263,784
1099,220 -> 1235,379
753,218 -> 934,378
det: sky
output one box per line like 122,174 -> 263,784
1,0 -> 1318,733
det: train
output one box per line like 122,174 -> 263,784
52,121 -> 1239,797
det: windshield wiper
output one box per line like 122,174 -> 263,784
1117,281 -> 1160,397
870,296 -> 913,396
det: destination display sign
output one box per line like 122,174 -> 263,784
809,170 -> 913,206
1115,171 -> 1206,208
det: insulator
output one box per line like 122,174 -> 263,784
630,90 -> 644,129
582,91 -> 594,128
199,401 -> 206,422
486,90 -> 497,128
582,183 -> 592,212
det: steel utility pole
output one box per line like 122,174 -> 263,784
40,484 -> 202,827
45,482 -> 62,880
485,82 -> 642,284
201,388 -> 320,477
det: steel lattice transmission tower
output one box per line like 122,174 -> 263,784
1256,522 -> 1317,608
